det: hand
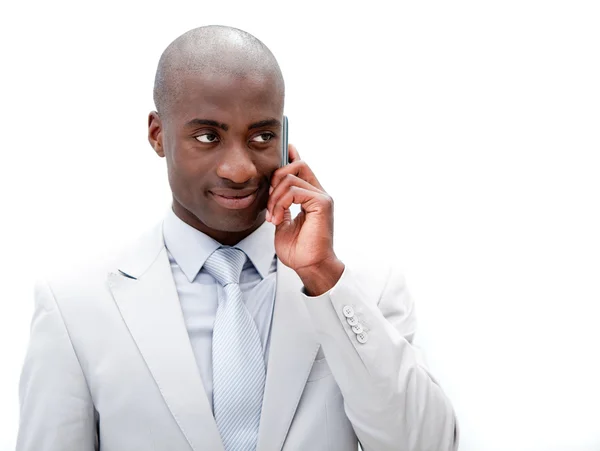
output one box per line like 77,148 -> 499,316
266,144 -> 344,294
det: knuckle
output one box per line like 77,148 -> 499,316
272,167 -> 284,180
296,160 -> 308,171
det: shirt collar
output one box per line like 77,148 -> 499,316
235,217 -> 276,279
162,206 -> 276,283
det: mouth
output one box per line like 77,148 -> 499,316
209,188 -> 259,210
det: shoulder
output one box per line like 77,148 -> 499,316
36,220 -> 163,305
35,248 -> 120,308
337,252 -> 408,303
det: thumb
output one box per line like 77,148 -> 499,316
278,207 -> 292,227
275,208 -> 293,233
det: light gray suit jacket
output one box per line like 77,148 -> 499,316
17,220 -> 459,451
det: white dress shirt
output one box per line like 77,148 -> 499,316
162,207 -> 278,410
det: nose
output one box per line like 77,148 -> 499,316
215,143 -> 258,184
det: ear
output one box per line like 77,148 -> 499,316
148,111 -> 165,157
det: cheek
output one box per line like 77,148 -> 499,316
166,144 -> 211,191
256,150 -> 281,176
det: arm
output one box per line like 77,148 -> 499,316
17,280 -> 97,451
266,144 -> 458,449
301,263 -> 459,451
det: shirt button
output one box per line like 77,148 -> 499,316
342,305 -> 355,318
346,316 -> 359,326
352,324 -> 363,334
356,332 -> 369,344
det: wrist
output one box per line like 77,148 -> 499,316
296,256 -> 345,297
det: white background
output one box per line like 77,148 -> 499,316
1,1 -> 599,450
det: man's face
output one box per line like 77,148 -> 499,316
149,71 -> 284,238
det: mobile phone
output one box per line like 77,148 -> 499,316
280,115 -> 289,167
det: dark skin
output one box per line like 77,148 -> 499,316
148,70 -> 344,295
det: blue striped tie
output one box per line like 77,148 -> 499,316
203,247 -> 266,451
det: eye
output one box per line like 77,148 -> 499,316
196,133 -> 219,143
251,132 -> 275,143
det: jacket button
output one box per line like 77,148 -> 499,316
352,324 -> 364,334
357,332 -> 369,344
342,305 -> 355,318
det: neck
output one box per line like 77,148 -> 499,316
172,202 -> 265,246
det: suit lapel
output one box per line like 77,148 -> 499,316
256,261 -> 320,451
106,220 -> 224,451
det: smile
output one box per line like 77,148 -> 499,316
209,189 -> 259,210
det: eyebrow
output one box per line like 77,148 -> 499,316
184,119 -> 229,131
184,117 -> 282,132
248,119 -> 281,130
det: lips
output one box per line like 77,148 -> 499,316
209,188 -> 259,210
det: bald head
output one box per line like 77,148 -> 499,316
153,25 -> 284,116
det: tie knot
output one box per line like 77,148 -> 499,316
203,247 -> 247,286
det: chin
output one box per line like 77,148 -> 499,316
210,209 -> 263,232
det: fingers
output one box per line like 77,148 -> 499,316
270,144 -> 324,192
268,174 -> 322,222
288,143 -> 301,163
267,143 -> 333,226
268,185 -> 332,226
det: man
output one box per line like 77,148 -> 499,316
17,25 -> 459,451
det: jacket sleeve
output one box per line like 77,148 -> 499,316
302,264 -> 459,451
17,280 -> 97,451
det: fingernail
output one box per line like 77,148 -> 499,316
269,186 -> 273,195
266,210 -> 271,222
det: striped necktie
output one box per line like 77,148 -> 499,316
203,246 -> 266,451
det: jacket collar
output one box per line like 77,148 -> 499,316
108,214 -> 319,451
